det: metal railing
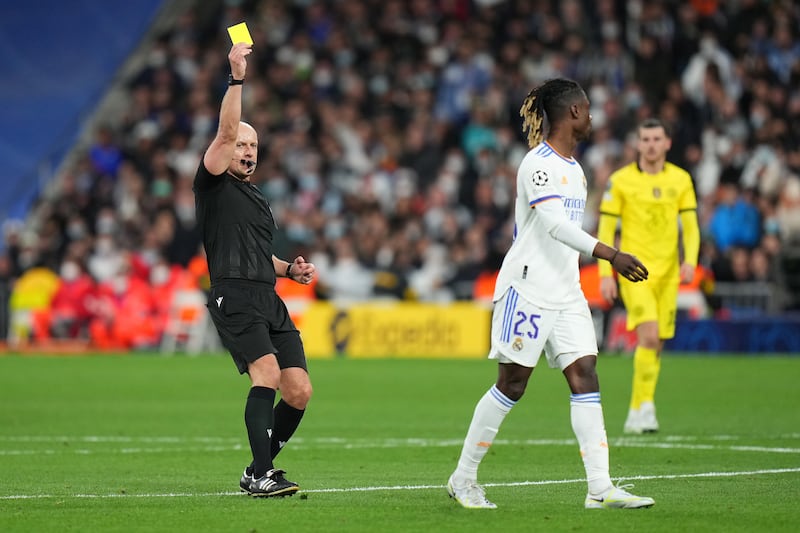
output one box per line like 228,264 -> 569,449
712,281 -> 784,316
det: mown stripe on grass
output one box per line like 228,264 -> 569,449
2,435 -> 799,455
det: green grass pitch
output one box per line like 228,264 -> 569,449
1,352 -> 798,532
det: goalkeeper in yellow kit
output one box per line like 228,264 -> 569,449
597,118 -> 700,434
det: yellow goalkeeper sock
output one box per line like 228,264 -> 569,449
630,346 -> 660,409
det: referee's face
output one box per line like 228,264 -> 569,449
231,123 -> 259,178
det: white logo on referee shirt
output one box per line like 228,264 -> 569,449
216,296 -> 223,307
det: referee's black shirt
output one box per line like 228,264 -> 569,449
194,160 -> 277,286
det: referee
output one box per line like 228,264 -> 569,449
193,42 -> 315,498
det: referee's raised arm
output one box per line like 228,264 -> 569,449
203,42 -> 252,176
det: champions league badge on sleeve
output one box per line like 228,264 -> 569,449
532,169 -> 549,186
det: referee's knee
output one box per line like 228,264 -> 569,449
282,380 -> 313,409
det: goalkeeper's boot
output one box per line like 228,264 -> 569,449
639,402 -> 659,433
585,483 -> 655,509
447,474 -> 497,509
249,468 -> 299,498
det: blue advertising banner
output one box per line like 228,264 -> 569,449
664,317 -> 800,354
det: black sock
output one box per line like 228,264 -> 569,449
244,386 -> 276,478
271,399 -> 306,459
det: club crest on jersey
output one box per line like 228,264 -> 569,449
512,337 -> 524,351
653,187 -> 661,198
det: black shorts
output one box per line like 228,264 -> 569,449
207,280 -> 307,375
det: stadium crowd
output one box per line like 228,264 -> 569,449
2,0 -> 799,348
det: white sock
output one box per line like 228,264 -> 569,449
453,385 -> 516,484
570,392 -> 613,495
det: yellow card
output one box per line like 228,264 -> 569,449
227,22 -> 253,45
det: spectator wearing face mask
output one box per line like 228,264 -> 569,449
147,257 -> 197,340
681,33 -> 740,108
32,258 -> 96,340
88,254 -> 158,350
88,233 -> 119,277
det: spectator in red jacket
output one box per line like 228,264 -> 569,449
32,258 -> 95,340
88,256 -> 158,350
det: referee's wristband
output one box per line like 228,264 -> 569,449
228,74 -> 244,86
285,263 -> 293,278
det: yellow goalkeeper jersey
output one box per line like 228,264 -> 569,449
597,161 -> 699,280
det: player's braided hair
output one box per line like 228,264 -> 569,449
519,78 -> 585,148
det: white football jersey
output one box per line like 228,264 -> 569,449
493,141 -> 590,309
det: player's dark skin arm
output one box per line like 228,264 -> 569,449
593,242 -> 648,282
498,241 -> 648,401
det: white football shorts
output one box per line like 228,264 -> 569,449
488,286 -> 598,370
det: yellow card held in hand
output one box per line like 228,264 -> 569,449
227,22 -> 253,45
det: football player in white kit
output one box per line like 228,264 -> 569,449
447,79 -> 654,510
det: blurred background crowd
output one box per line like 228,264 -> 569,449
2,0 -> 799,349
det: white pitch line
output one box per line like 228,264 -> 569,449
1,433 -> 799,443
0,436 -> 240,443
0,446 -> 247,456
2,436 -> 799,456
612,442 -> 800,454
1,468 -> 798,500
